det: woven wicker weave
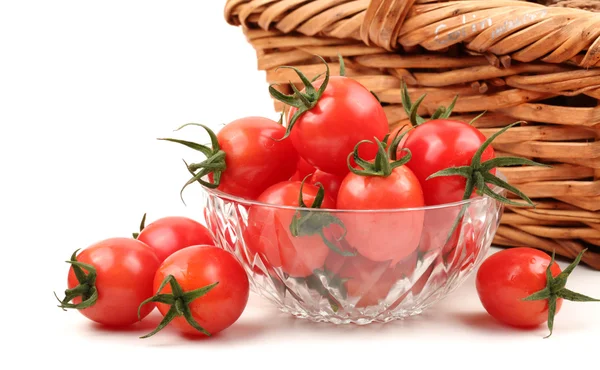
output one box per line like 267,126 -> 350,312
224,0 -> 600,269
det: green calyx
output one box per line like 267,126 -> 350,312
428,121 -> 551,207
348,128 -> 412,177
158,123 -> 226,202
132,212 -> 147,239
54,249 -> 99,311
138,274 -> 219,339
400,81 -> 457,127
289,176 -> 355,257
522,249 -> 600,338
270,54 -> 350,141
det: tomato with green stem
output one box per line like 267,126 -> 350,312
270,56 -> 389,176
159,117 -> 299,200
476,247 -> 599,337
246,178 -> 349,278
133,213 -> 214,262
399,83 -> 548,207
336,133 -> 425,264
309,169 -> 343,203
54,238 -> 161,327
139,245 -> 249,338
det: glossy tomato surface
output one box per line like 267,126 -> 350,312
310,170 -> 343,203
291,157 -> 316,181
287,76 -> 388,176
476,247 -> 562,328
153,245 -> 249,336
402,119 -> 495,206
336,166 -> 425,264
246,181 -> 337,277
66,238 -> 160,326
211,116 -> 299,200
137,216 -> 213,262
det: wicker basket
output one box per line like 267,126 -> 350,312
224,0 -> 600,269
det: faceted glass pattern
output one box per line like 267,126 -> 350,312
201,185 -> 505,325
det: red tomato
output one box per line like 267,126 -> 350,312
163,117 -> 299,200
476,248 -> 564,329
291,157 -> 316,181
284,76 -> 388,176
402,119 -> 495,206
56,238 -> 160,327
142,245 -> 249,337
337,166 -> 425,264
246,181 -> 337,277
310,170 -> 343,203
137,215 -> 214,262
329,254 -> 394,308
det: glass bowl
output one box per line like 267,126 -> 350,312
201,177 -> 506,325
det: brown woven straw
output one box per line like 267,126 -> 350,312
224,0 -> 600,269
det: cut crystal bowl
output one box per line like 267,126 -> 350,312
201,179 -> 506,325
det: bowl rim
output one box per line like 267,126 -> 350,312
199,171 -> 508,214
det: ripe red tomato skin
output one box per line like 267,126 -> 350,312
287,76 -> 388,176
402,119 -> 495,206
476,247 -> 562,328
246,181 -> 336,277
137,216 -> 214,262
211,116 -> 299,200
66,238 -> 161,327
336,166 -> 425,264
310,170 -> 343,203
291,157 -> 316,181
153,245 -> 250,336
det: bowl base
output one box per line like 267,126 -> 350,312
278,305 -> 427,325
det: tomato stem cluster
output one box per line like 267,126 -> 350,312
290,176 -> 354,257
158,123 -> 227,202
428,121 -> 550,207
400,81 -> 457,127
138,274 -> 219,339
522,249 -> 599,338
348,129 -> 411,177
269,54 -> 349,140
269,56 -> 330,140
54,249 -> 99,311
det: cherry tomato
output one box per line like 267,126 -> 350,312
402,119 -> 495,206
246,180 -> 337,277
136,215 -> 214,262
56,238 -> 160,327
164,117 -> 299,200
142,245 -> 249,337
337,165 -> 425,264
476,248 -> 561,328
282,75 -> 388,176
309,170 -> 343,203
291,157 -> 316,181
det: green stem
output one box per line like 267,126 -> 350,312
132,213 -> 147,239
522,249 -> 600,338
138,275 -> 219,339
400,81 -> 457,127
289,176 -> 355,257
347,130 -> 412,177
269,55 -> 330,140
54,249 -> 99,311
428,121 -> 551,207
158,123 -> 227,203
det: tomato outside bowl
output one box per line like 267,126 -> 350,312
200,174 -> 507,325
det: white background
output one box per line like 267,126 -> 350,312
2,1 -> 599,369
